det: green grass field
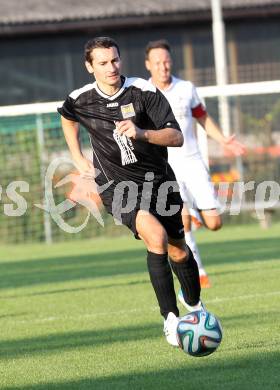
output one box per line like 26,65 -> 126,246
0,223 -> 279,389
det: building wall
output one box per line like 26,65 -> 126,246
1,18 -> 280,105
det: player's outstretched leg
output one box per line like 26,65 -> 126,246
136,211 -> 180,347
168,239 -> 205,312
182,206 -> 211,288
184,230 -> 211,288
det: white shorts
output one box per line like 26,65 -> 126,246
170,154 -> 219,211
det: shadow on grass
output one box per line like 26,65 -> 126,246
0,323 -> 160,360
199,237 -> 280,266
1,279 -> 150,299
2,351 -> 279,390
0,237 -> 279,290
0,310 -> 277,361
0,249 -> 146,290
0,312 -> 29,319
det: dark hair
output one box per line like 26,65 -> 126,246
145,39 -> 171,60
84,37 -> 121,63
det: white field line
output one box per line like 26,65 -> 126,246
4,290 -> 280,325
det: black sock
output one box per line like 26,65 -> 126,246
169,248 -> 201,306
147,251 -> 179,319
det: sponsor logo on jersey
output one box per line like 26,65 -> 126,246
113,129 -> 138,166
106,102 -> 119,108
121,103 -> 135,119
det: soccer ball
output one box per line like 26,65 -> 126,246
176,310 -> 222,357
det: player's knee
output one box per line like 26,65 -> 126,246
207,218 -> 222,231
144,229 -> 168,253
169,245 -> 188,263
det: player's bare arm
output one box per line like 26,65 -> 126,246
115,119 -> 183,147
197,113 -> 246,156
61,116 -> 95,176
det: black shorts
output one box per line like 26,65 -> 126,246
100,182 -> 184,240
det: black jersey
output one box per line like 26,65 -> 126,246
58,76 -> 181,187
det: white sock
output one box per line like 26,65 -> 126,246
184,231 -> 206,276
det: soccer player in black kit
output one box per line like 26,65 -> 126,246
58,37 -> 204,347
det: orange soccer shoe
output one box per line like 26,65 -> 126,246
200,274 -> 211,289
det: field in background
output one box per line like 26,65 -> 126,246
0,223 -> 279,389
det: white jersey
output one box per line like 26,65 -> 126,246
153,76 -> 206,166
149,76 -> 218,210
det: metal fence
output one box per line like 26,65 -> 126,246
0,110 -> 128,244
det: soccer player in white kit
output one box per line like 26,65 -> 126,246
145,39 -> 246,288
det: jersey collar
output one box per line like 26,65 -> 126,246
94,76 -> 126,100
149,75 -> 175,92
